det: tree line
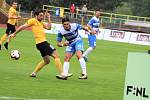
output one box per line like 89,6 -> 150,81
6,0 -> 150,17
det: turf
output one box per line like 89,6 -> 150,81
0,27 -> 149,100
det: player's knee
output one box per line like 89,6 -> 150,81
52,50 -> 60,59
64,56 -> 70,62
91,46 -> 96,49
44,59 -> 50,64
53,54 -> 60,59
76,55 -> 82,60
76,53 -> 82,59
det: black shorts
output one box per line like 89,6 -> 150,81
36,41 -> 56,57
6,23 -> 16,35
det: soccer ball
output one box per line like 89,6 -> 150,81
10,50 -> 20,60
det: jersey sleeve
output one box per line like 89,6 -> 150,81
76,23 -> 82,30
9,8 -> 15,16
26,19 -> 35,26
88,18 -> 94,27
57,31 -> 63,42
42,22 -> 46,27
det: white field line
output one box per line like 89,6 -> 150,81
0,96 -> 66,100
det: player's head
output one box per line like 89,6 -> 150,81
12,1 -> 17,9
95,9 -> 101,18
34,9 -> 44,21
62,17 -> 71,31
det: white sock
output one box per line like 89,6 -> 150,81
79,58 -> 87,75
63,62 -> 70,76
83,47 -> 94,57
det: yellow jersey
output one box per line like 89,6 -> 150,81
7,7 -> 17,25
26,18 -> 46,44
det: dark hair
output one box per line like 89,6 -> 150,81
33,9 -> 44,16
12,1 -> 17,4
62,17 -> 70,23
95,8 -> 100,12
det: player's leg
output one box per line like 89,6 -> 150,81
48,44 -> 69,79
30,55 -> 50,77
30,41 -> 51,77
0,23 -> 10,50
56,52 -> 73,80
48,44 -> 72,80
56,46 -> 74,80
63,51 -> 73,76
82,34 -> 96,62
0,34 -> 8,50
75,40 -> 87,79
52,50 -> 73,78
76,50 -> 87,79
51,50 -> 63,75
4,24 -> 16,50
63,45 -> 75,77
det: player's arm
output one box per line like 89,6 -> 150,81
76,24 -> 90,33
57,32 -> 64,47
10,24 -> 31,38
7,23 -> 31,43
86,24 -> 96,34
57,32 -> 68,47
43,11 -> 51,30
8,11 -> 21,19
8,18 -> 34,43
57,41 -> 68,47
87,19 -> 96,34
81,25 -> 90,32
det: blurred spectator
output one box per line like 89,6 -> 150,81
2,0 -> 6,8
82,4 -> 87,18
70,3 -> 75,18
76,6 -> 79,19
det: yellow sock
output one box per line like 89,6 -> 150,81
0,34 -> 7,45
54,58 -> 63,74
33,60 -> 46,73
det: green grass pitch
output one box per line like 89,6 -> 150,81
0,27 -> 149,100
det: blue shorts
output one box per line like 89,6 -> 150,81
65,40 -> 84,53
88,34 -> 96,47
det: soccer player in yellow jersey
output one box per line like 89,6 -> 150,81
9,9 -> 67,80
0,1 -> 20,50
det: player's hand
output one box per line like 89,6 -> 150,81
63,41 -> 69,46
96,30 -> 101,35
85,31 -> 89,34
58,41 -> 69,47
9,34 -> 16,38
17,16 -> 21,19
46,13 -> 51,18
45,9 -> 51,18
83,27 -> 89,31
91,30 -> 96,34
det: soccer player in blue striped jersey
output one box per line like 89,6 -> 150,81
56,17 -> 87,79
83,9 -> 101,62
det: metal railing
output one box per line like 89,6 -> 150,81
43,5 -> 150,25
